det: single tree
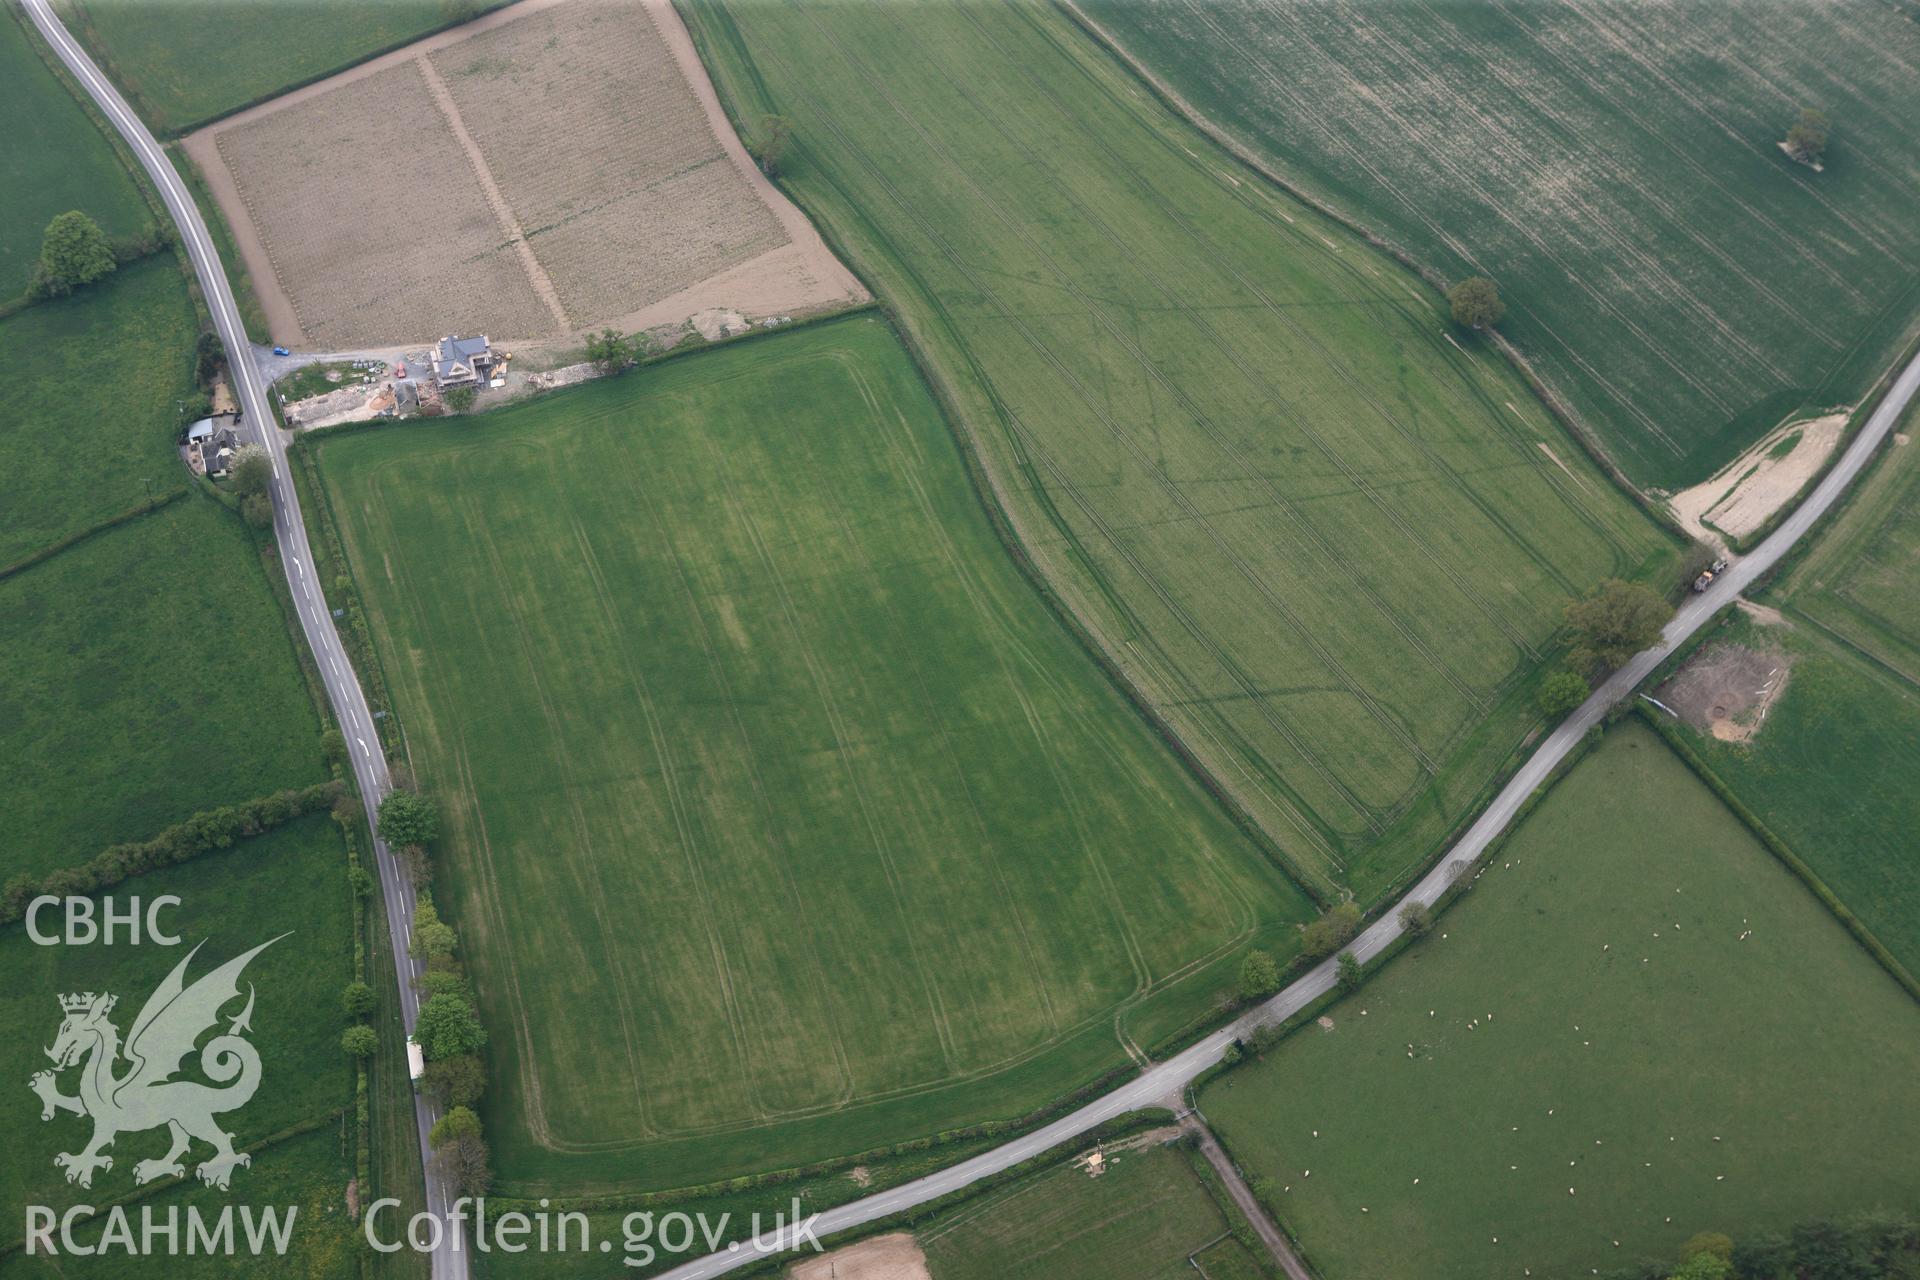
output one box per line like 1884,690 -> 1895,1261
423,1053 -> 488,1108
1220,1040 -> 1243,1067
1679,1233 -> 1735,1264
341,980 -> 377,1018
331,789 -> 364,831
1785,108 -> 1830,165
341,1025 -> 378,1059
378,791 -> 440,848
416,969 -> 471,1002
241,492 -> 274,529
194,331 -> 226,386
1301,901 -> 1362,958
414,992 -> 487,1060
1247,1022 -> 1284,1055
443,386 -> 477,413
1335,950 -> 1362,993
32,210 -> 117,298
347,863 -> 375,899
1537,669 -> 1590,718
433,1133 -> 494,1198
585,328 -> 637,375
753,115 -> 793,177
1447,276 -> 1505,330
429,1105 -> 483,1148
1238,948 -> 1282,1000
1670,1253 -> 1732,1280
1565,578 -> 1673,673
1397,900 -> 1431,938
320,728 -> 347,765
230,444 -> 272,498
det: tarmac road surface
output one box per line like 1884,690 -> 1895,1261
19,4 -> 468,1275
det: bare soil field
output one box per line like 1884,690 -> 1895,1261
1653,642 -> 1791,744
185,0 -> 862,348
789,1234 -> 931,1280
1669,411 -> 1847,547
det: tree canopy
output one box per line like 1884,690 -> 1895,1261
1447,276 -> 1505,330
1565,578 -> 1673,673
229,445 -> 272,499
377,790 -> 440,848
33,211 -> 117,298
429,1105 -> 483,1148
1302,901 -> 1362,958
1537,669 -> 1590,718
415,992 -> 487,1060
1785,108 -> 1830,165
1239,949 -> 1281,1000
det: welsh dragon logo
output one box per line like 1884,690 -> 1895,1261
29,937 -> 283,1191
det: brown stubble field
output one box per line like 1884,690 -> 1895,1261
185,0 -> 862,348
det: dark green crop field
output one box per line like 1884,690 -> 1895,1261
60,0 -> 508,136
0,815 -> 354,1249
683,0 -> 1675,904
315,317 -> 1312,1193
1204,722 -> 1920,1280
0,8 -> 151,295
0,257 -> 199,566
1082,0 -> 1920,490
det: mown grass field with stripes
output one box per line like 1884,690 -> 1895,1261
1205,722 -> 1920,1280
313,317 -> 1312,1193
1083,0 -> 1920,490
683,0 -> 1675,904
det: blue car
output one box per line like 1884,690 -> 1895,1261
271,345 -> 290,356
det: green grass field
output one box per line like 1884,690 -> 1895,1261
1082,0 -> 1920,490
917,1140 -> 1264,1280
314,317 -> 1312,1193
684,0 -> 1675,904
0,815 -> 354,1241
0,8 -> 151,295
0,496 -> 329,883
1654,418 -> 1920,977
61,0 -> 509,136
1202,721 -> 1920,1280
0,256 -> 198,567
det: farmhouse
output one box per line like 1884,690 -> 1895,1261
431,334 -> 494,390
184,416 -> 241,477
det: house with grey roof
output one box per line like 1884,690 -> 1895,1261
432,334 -> 495,390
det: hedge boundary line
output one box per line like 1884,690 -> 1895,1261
490,1057 -> 1139,1214
0,781 -> 341,927
1634,702 -> 1920,1006
0,488 -> 187,582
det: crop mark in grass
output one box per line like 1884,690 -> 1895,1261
791,7 -> 1448,784
602,436 -> 860,1111
742,30 -> 1378,867
700,433 -> 962,1074
957,8 -> 1552,664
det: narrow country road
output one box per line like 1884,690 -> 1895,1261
18,5 -> 467,1276
654,347 -> 1920,1279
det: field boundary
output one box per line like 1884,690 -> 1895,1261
1634,701 -> 1920,1005
56,0 -> 517,139
676,0 -> 1323,906
0,487 -> 187,582
1051,0 -> 1680,541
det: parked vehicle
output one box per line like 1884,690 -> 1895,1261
271,345 -> 289,356
1692,570 -> 1715,593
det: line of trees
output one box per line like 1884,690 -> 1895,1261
1636,1214 -> 1920,1280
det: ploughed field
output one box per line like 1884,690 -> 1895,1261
1083,0 -> 1920,490
684,0 -> 1674,903
313,318 -> 1312,1193
1203,722 -> 1920,1280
